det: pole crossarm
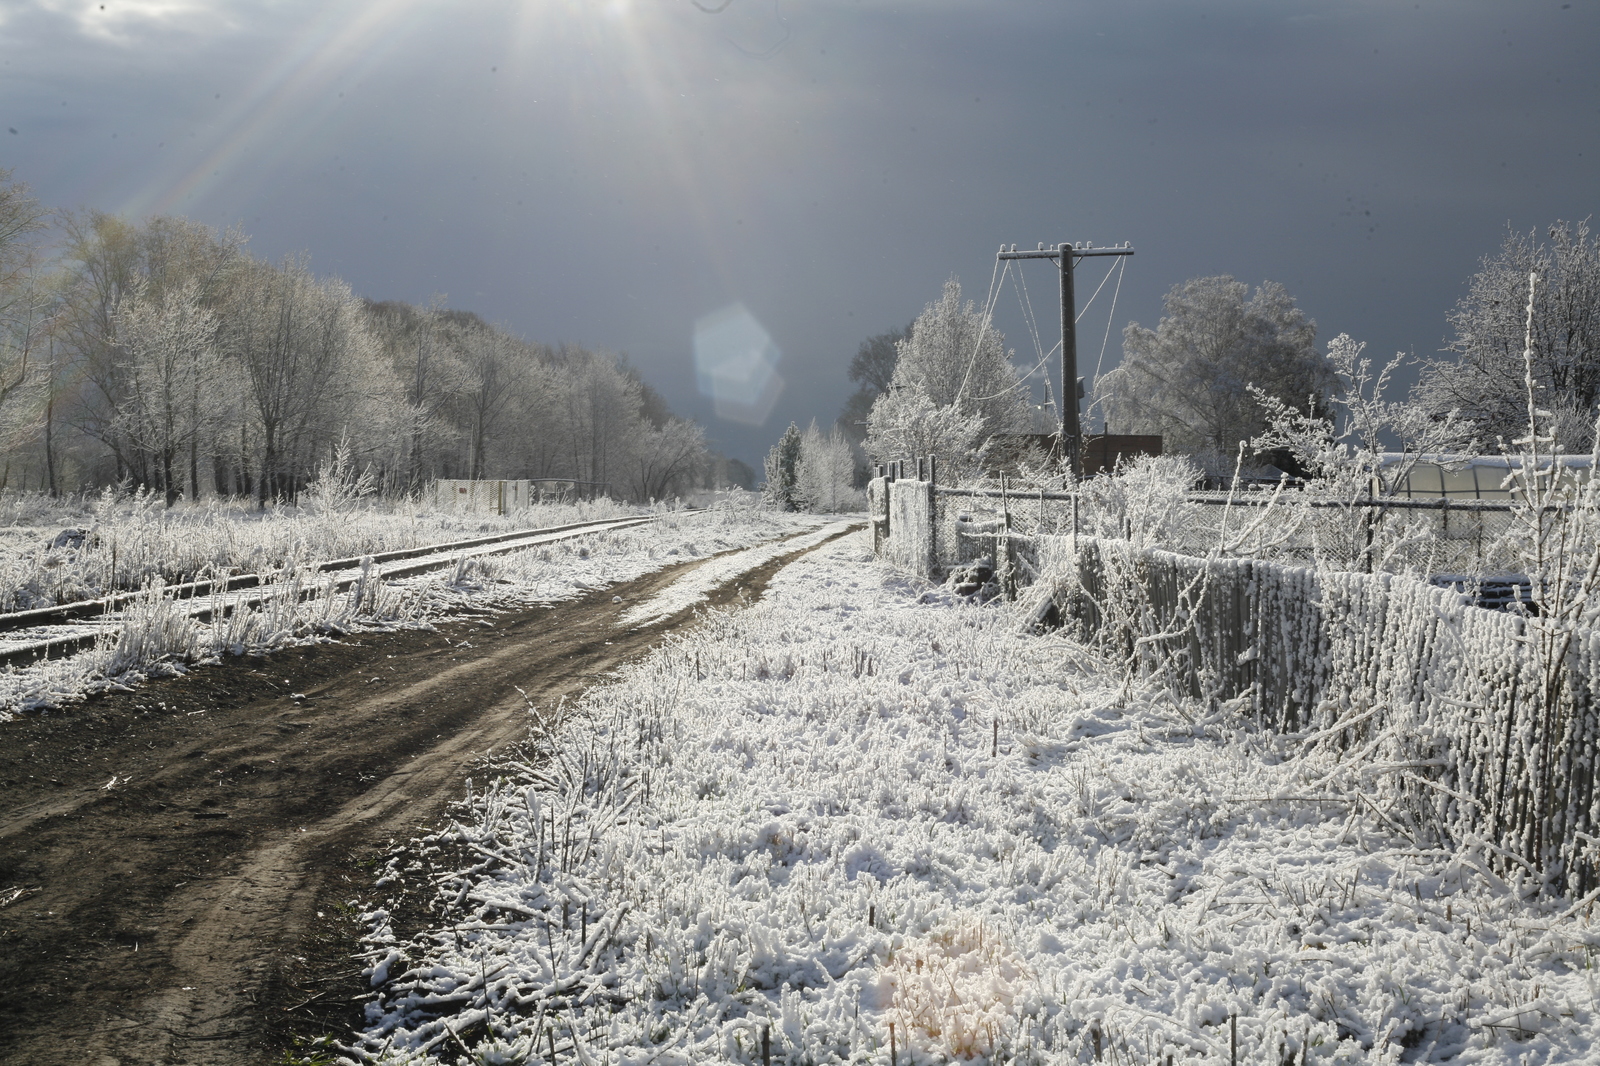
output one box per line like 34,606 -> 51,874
997,243 -> 1135,262
994,240 -> 1135,480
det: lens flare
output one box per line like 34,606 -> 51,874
693,303 -> 783,426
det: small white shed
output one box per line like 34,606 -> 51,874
431,479 -> 533,515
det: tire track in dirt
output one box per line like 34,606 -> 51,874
0,522 -> 860,1066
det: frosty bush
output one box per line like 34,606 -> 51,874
300,437 -> 378,517
761,422 -> 802,511
1251,332 -> 1476,572
1075,454 -> 1200,549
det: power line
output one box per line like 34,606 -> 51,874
996,241 -> 1135,478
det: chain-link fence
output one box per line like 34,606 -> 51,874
931,482 -> 1527,578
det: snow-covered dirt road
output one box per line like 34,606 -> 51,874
0,517 -> 861,1066
357,530 -> 1600,1065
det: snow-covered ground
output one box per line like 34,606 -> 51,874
0,503 -> 827,717
352,530 -> 1600,1065
618,518 -> 858,628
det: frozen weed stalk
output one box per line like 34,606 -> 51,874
1503,270 -> 1600,883
888,914 -> 1034,1060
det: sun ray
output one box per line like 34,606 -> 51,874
125,0 -> 431,221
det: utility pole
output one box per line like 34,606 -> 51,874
997,241 -> 1134,479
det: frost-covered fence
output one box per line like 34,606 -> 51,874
1062,536 -> 1600,896
869,465 -> 1600,895
934,482 -> 1522,577
869,470 -> 938,580
873,453 -> 1531,581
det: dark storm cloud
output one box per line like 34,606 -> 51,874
1,0 -> 1595,466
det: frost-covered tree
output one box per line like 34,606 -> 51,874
0,187 -> 723,503
0,171 -> 51,464
114,280 -> 231,504
365,298 -> 472,492
865,387 -> 991,480
56,213 -> 245,492
458,323 -> 524,480
222,255 -> 402,504
763,422 -> 802,510
556,347 -> 642,490
795,420 -> 862,512
1420,220 -> 1600,453
1096,276 -> 1331,470
865,279 -> 1028,479
625,416 -> 707,502
0,168 -> 48,329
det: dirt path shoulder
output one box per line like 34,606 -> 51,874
0,524 -> 860,1066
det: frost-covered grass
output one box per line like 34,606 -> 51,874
0,501 -> 822,718
352,532 -> 1600,1065
0,487 -> 650,613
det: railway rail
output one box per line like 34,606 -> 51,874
0,510 -> 690,669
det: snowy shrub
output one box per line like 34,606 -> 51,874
300,436 -> 379,517
1075,454 -> 1200,549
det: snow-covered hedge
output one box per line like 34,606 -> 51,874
1060,536 -> 1600,898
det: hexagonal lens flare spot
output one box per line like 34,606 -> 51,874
693,303 -> 784,426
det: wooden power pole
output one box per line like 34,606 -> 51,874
997,241 -> 1134,479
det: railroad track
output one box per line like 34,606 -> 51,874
0,511 -> 690,669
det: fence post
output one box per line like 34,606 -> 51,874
999,474 -> 1016,600
883,473 -> 892,547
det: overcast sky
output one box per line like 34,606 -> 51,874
2,0 -> 1596,467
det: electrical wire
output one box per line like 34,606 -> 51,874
1091,255 -> 1127,386
953,257 -> 1008,408
1075,257 -> 1120,324
1015,262 -> 1048,370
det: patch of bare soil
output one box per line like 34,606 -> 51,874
0,524 -> 859,1065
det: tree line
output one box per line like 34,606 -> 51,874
0,170 -> 746,505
